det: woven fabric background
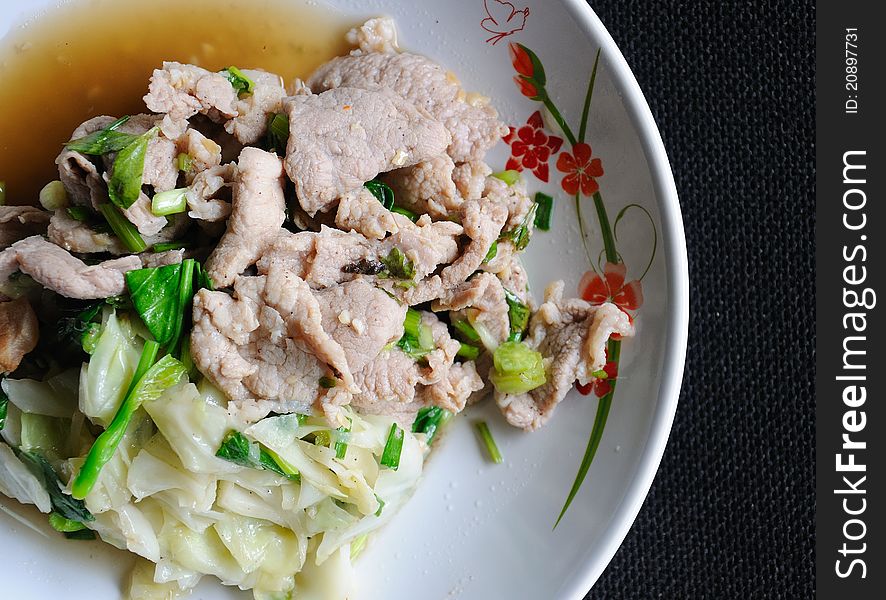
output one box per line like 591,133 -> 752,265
583,1 -> 816,598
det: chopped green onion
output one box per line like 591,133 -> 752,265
313,430 -> 331,447
49,512 -> 88,533
411,406 -> 452,446
534,192 -> 553,231
265,113 -> 290,153
73,346 -> 187,499
0,180 -> 5,205
97,203 -> 147,253
391,206 -> 418,221
500,202 -> 538,252
81,323 -> 101,354
504,289 -> 530,342
483,240 -> 498,263
319,376 -> 337,389
452,319 -> 481,344
334,417 -> 352,460
457,342 -> 481,361
474,421 -> 503,464
66,206 -> 91,221
151,188 -> 188,216
151,241 -> 192,253
177,152 -> 193,173
108,127 -> 158,209
365,180 -> 394,210
65,116 -> 138,155
492,170 -> 521,186
380,247 -> 416,280
489,341 -> 546,395
591,369 -> 608,379
222,66 -> 255,96
397,309 -> 435,359
38,181 -> 68,211
380,423 -> 404,470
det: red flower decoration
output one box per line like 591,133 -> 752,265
575,360 -> 618,398
502,111 -> 563,182
556,142 -> 604,196
578,262 -> 644,313
513,76 -> 538,98
508,42 -> 534,77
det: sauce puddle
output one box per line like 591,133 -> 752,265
0,0 -> 351,204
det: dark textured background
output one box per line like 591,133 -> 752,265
583,1 -> 816,598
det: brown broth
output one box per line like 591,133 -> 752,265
0,0 -> 351,204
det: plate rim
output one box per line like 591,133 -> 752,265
558,0 -> 689,597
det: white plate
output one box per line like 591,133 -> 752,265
0,1 -> 688,598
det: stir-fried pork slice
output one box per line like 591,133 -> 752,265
57,117 -> 113,209
379,154 -> 462,219
345,17 -> 399,54
308,52 -> 507,162
334,187 -> 399,240
439,197 -> 508,286
47,209 -> 126,254
0,206 -> 51,248
484,175 -> 533,230
144,62 -> 285,144
0,236 -> 140,299
257,216 -> 461,290
314,279 -> 406,372
434,272 -> 510,346
225,70 -> 286,144
482,243 -> 531,303
0,298 -> 39,373
186,164 -> 234,222
349,311 -> 480,424
283,87 -> 450,216
452,160 -> 492,201
495,282 -> 634,431
178,129 -> 222,184
205,148 -> 286,287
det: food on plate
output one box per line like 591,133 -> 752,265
0,16 -> 633,600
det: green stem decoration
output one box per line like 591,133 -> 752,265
542,96 -> 577,146
574,193 -> 597,269
579,49 -> 601,143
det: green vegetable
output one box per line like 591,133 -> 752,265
489,341 -> 546,394
591,369 -> 609,379
380,247 -> 416,280
534,192 -> 553,231
265,113 -> 290,153
457,342 -> 481,361
125,260 -> 196,350
380,423 -> 404,470
500,202 -> 538,252
483,240 -> 498,263
151,241 -> 192,253
108,127 -> 158,209
452,319 -> 481,344
215,430 -> 299,482
319,376 -> 337,389
66,206 -> 91,221
72,346 -> 186,499
223,66 -> 255,96
150,187 -> 188,216
391,206 -> 418,221
411,406 -> 452,446
0,180 -> 5,205
0,379 -> 8,430
396,309 -> 435,359
56,302 -> 103,350
492,170 -> 521,186
97,203 -> 147,253
365,180 -> 394,210
177,152 -> 193,173
49,512 -> 89,533
81,323 -> 102,354
62,528 -> 97,540
474,421 -> 503,464
39,180 -> 68,211
374,494 -> 385,517
15,449 -> 93,522
504,289 -> 530,342
195,261 -> 214,291
334,417 -> 352,460
64,116 -> 138,155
